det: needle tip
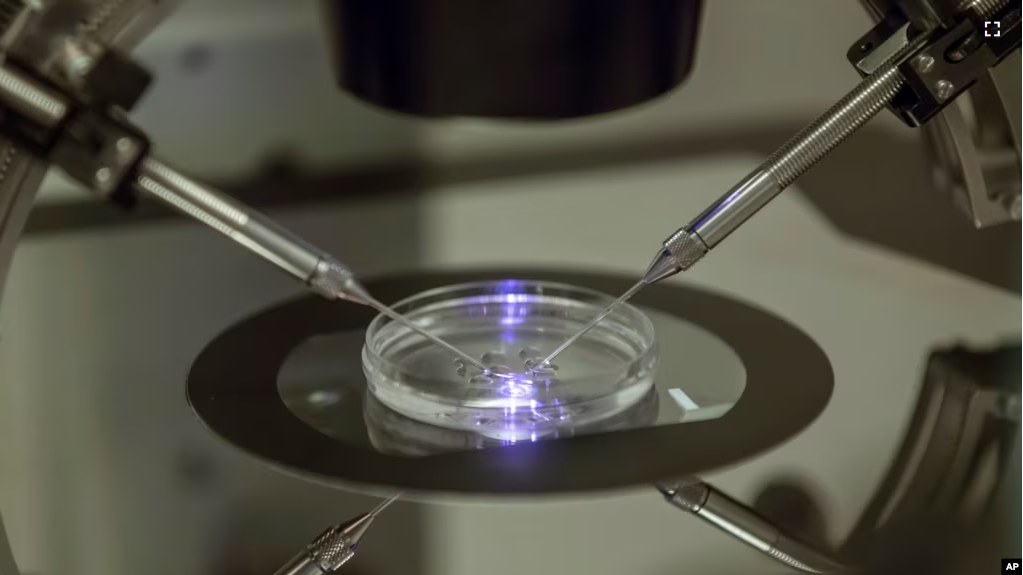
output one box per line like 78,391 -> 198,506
642,249 -> 682,285
370,492 -> 402,516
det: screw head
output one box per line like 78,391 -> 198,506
95,167 -> 111,184
115,137 -> 135,156
935,79 -> 955,100
913,54 -> 935,73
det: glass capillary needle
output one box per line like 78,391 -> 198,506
358,292 -> 491,373
368,492 -> 402,516
272,492 -> 403,574
537,279 -> 647,367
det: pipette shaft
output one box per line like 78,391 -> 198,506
134,157 -> 488,371
543,32 -> 929,364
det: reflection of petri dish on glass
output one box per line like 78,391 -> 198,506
364,386 -> 660,457
362,280 -> 658,440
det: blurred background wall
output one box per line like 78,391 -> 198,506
0,1 -> 1018,574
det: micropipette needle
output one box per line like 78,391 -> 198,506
356,291 -> 491,373
537,279 -> 647,367
368,492 -> 402,517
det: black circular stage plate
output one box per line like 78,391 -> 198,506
188,270 -> 833,495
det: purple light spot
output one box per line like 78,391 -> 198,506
497,279 -> 524,291
499,381 -> 535,399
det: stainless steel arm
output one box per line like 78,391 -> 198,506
274,554 -> 335,575
542,37 -> 933,362
272,526 -> 355,575
0,5 -> 182,575
271,494 -> 401,575
133,156 -> 367,303
0,62 -> 490,371
687,47 -> 912,250
0,26 -> 369,307
643,32 -> 931,284
649,0 -> 1018,283
133,156 -> 492,370
659,479 -> 851,574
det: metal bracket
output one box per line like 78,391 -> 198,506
921,58 -> 1021,227
849,1 -> 1021,128
851,0 -> 1021,228
48,106 -> 148,207
848,14 -> 914,74
897,12 -> 1020,126
844,344 -> 1022,551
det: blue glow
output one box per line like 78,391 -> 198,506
497,279 -> 525,292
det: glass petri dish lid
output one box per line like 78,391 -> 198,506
362,279 -> 658,440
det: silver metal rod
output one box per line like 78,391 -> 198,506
687,169 -> 780,249
0,65 -> 68,127
135,155 -> 489,371
687,34 -> 924,249
644,30 -> 930,288
960,0 -> 1009,16
273,553 -> 327,575
273,493 -> 403,574
659,479 -> 850,574
136,156 -> 324,282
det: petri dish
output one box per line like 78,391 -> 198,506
362,280 -> 659,441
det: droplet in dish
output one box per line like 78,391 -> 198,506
468,375 -> 495,386
488,364 -> 512,376
481,350 -> 508,366
524,358 -> 559,375
518,346 -> 542,360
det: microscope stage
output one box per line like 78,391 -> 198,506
187,269 -> 833,495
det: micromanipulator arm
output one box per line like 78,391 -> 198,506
641,32 -> 930,285
644,0 -> 1019,285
